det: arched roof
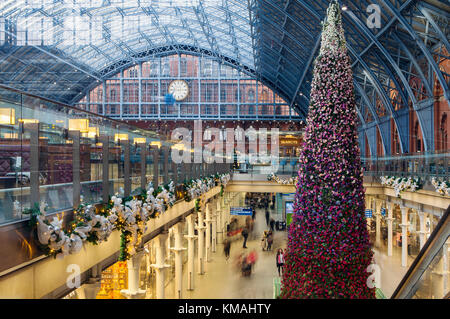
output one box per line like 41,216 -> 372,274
0,0 -> 449,152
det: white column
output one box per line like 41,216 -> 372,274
121,250 -> 146,299
386,203 -> 394,257
400,206 -> 409,268
216,199 -> 223,243
196,210 -> 206,275
150,233 -> 170,299
170,223 -> 186,299
418,211 -> 427,250
184,214 -> 197,291
205,203 -> 213,262
77,264 -> 102,299
212,201 -> 217,253
375,200 -> 382,248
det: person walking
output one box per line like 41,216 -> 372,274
223,238 -> 231,260
267,231 -> 273,251
265,210 -> 270,226
241,227 -> 249,248
276,249 -> 285,276
270,217 -> 275,232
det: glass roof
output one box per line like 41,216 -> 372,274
0,0 -> 449,129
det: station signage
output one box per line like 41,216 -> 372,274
230,207 -> 253,216
365,209 -> 373,218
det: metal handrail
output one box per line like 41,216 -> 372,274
391,206 -> 450,299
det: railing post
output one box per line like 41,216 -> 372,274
123,139 -> 131,197
140,143 -> 147,190
25,122 -> 40,206
70,130 -> 81,209
101,135 -> 109,203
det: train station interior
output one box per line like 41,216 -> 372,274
0,0 -> 449,300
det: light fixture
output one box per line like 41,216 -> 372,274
19,118 -> 39,124
114,133 -> 129,142
150,141 -> 161,148
134,137 -> 147,144
69,119 -> 89,133
0,108 -> 16,125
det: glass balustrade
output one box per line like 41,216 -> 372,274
0,85 -> 230,226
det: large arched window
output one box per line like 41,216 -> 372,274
76,54 -> 293,120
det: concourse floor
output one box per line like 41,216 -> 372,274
164,207 -> 287,299
159,208 -> 420,299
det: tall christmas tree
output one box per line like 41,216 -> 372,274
280,2 -> 375,299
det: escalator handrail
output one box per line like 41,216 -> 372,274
391,205 -> 449,299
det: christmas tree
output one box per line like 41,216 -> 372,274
280,2 -> 375,299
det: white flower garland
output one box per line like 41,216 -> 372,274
26,174 -> 230,260
267,173 -> 298,185
431,177 -> 450,196
380,176 -> 422,198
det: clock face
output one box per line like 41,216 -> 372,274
168,80 -> 189,101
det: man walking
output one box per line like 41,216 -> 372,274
265,210 -> 270,226
241,227 -> 249,248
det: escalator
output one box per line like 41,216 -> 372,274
391,205 -> 449,299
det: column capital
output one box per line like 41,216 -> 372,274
150,263 -> 171,269
385,217 -> 395,222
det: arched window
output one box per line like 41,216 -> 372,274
110,89 -> 116,101
248,105 -> 254,115
440,113 -> 448,151
247,89 -> 255,102
234,89 -> 241,102
275,106 -> 281,115
414,121 -> 422,152
221,89 -> 227,101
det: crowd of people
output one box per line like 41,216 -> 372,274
220,192 -> 286,277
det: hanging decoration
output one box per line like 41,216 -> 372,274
183,173 -> 230,202
431,177 -> 450,196
380,176 -> 422,198
22,173 -> 230,261
267,173 -> 298,185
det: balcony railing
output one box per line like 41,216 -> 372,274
0,85 -> 231,226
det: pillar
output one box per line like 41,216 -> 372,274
375,200 -> 382,248
212,200 -> 217,253
400,206 -> 409,268
184,214 -> 197,290
418,211 -> 427,250
205,203 -> 213,262
386,202 -> 394,257
150,233 -> 170,299
77,264 -> 102,299
216,199 -> 223,243
121,250 -> 146,299
196,210 -> 206,275
170,223 -> 187,299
